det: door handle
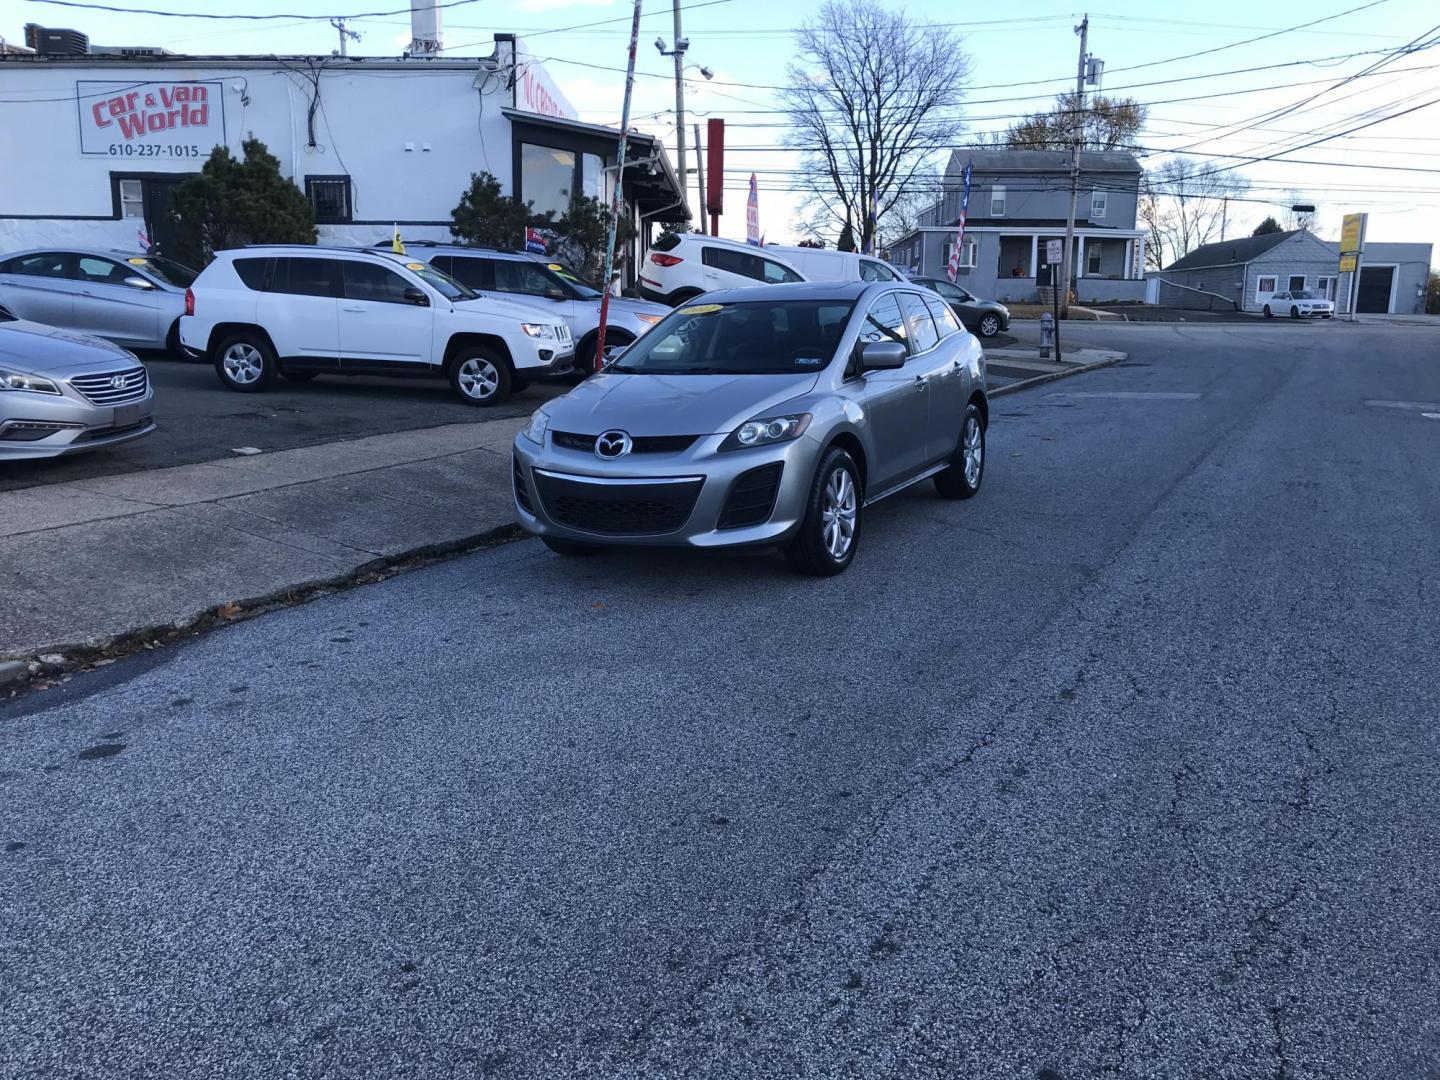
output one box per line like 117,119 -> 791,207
952,360 -> 964,373
913,375 -> 929,389
341,305 -> 364,312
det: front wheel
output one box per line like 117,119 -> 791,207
934,403 -> 985,499
977,313 -> 1001,338
450,347 -> 511,406
785,447 -> 862,577
1290,306 -> 1301,320
214,332 -> 276,393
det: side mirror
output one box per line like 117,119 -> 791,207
123,276 -> 155,290
545,288 -> 568,301
403,287 -> 429,307
858,340 -> 906,371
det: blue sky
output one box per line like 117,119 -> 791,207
9,0 -> 1439,251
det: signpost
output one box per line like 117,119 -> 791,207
1046,239 -> 1064,362
1339,212 -> 1367,323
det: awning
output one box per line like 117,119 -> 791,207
502,107 -> 691,225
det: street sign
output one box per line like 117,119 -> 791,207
1046,239 -> 1063,263
1339,253 -> 1358,273
1340,213 -> 1365,254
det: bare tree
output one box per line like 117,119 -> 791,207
1283,190 -> 1320,234
1140,159 -> 1251,270
879,186 -> 941,249
782,0 -> 970,252
1003,93 -> 1147,152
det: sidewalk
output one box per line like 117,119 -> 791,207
0,416 -> 527,664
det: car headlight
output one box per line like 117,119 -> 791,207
522,323 -> 554,339
719,412 -> 811,452
0,368 -> 61,395
520,408 -> 550,445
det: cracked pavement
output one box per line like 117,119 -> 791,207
2,321 -> 1438,1078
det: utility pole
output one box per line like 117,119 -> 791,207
671,0 -> 687,206
594,0 -> 643,373
694,122 -> 708,232
1220,197 -> 1228,242
330,17 -> 359,57
1059,13 -> 1088,321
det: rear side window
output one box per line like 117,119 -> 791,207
899,292 -> 939,352
8,252 -> 71,278
233,258 -> 270,290
702,245 -> 751,277
923,295 -> 962,337
437,255 -> 494,292
342,261 -> 414,304
858,293 -> 909,350
271,258 -> 341,298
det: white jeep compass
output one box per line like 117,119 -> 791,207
179,246 -> 574,405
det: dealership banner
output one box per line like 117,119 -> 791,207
77,80 -> 225,158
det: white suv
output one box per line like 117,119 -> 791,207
637,234 -> 806,306
179,246 -> 574,405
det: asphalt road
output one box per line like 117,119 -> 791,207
3,320 -> 1438,1078
0,354 -> 568,493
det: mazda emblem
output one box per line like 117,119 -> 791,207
594,430 -> 633,459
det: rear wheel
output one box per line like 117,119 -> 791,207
449,347 -> 511,406
977,313 -> 1001,338
1263,305 -> 1272,318
785,447 -> 862,577
542,536 -> 602,557
165,320 -> 182,358
934,403 -> 985,500
214,332 -> 276,393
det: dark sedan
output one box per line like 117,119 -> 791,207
910,277 -> 1010,338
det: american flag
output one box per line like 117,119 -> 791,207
946,160 -> 974,284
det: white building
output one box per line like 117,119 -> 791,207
0,13 -> 689,282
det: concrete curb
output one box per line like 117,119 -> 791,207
1,522 -> 528,699
991,352 -> 1126,397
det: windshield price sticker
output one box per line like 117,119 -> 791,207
679,303 -> 724,315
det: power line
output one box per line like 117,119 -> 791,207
19,0 -> 481,18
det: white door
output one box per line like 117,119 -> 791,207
338,261 -> 434,367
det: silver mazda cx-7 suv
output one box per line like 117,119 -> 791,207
511,281 -> 988,575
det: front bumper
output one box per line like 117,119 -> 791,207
513,338 -> 576,379
511,430 -> 821,548
0,388 -> 155,460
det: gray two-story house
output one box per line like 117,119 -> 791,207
888,149 -> 1149,304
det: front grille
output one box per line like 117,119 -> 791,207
513,456 -> 534,514
556,324 -> 572,345
718,462 -> 784,529
533,470 -> 703,536
69,366 -> 148,405
551,431 -> 699,455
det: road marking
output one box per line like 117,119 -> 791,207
1364,400 -> 1440,412
1043,391 -> 1202,400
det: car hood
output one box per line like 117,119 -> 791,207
452,294 -> 564,323
541,371 -> 821,437
591,295 -> 670,319
0,319 -> 137,375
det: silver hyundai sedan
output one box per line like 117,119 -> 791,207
512,281 -> 988,575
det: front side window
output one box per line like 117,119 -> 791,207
521,143 -> 576,220
899,292 -> 939,352
858,293 -> 909,350
305,177 -> 352,223
495,259 -> 566,297
990,186 -> 1006,216
343,261 -> 413,304
760,257 -> 803,285
610,299 -> 855,375
405,262 -> 476,301
119,179 -> 145,219
74,256 -> 133,285
126,255 -> 196,288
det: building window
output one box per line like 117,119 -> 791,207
1316,275 -> 1336,300
305,176 -> 352,224
990,186 -> 1006,217
118,179 -> 145,219
1091,190 -> 1106,218
521,143 -> 576,219
940,240 -> 977,269
582,152 -> 606,201
1087,244 -> 1102,276
1288,274 -> 1306,292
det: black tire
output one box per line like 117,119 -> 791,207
1290,306 -> 1301,320
542,536 -> 603,556
213,331 -> 276,393
449,346 -> 512,406
279,368 -> 317,383
511,375 -> 531,393
1263,305 -> 1272,318
164,320 -> 183,358
668,289 -> 703,308
573,330 -> 635,380
785,447 -> 863,577
977,313 -> 1001,338
934,402 -> 986,500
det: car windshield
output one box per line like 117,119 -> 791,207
407,262 -> 476,301
546,263 -> 602,299
610,299 -> 854,375
1291,290 -> 1318,300
128,256 -> 198,287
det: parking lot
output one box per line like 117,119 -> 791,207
0,354 -> 568,493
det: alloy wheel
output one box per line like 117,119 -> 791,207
457,356 -> 500,400
963,414 -> 984,486
979,315 -> 999,337
820,466 -> 858,560
222,343 -> 264,385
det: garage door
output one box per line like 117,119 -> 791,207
1357,266 -> 1394,313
